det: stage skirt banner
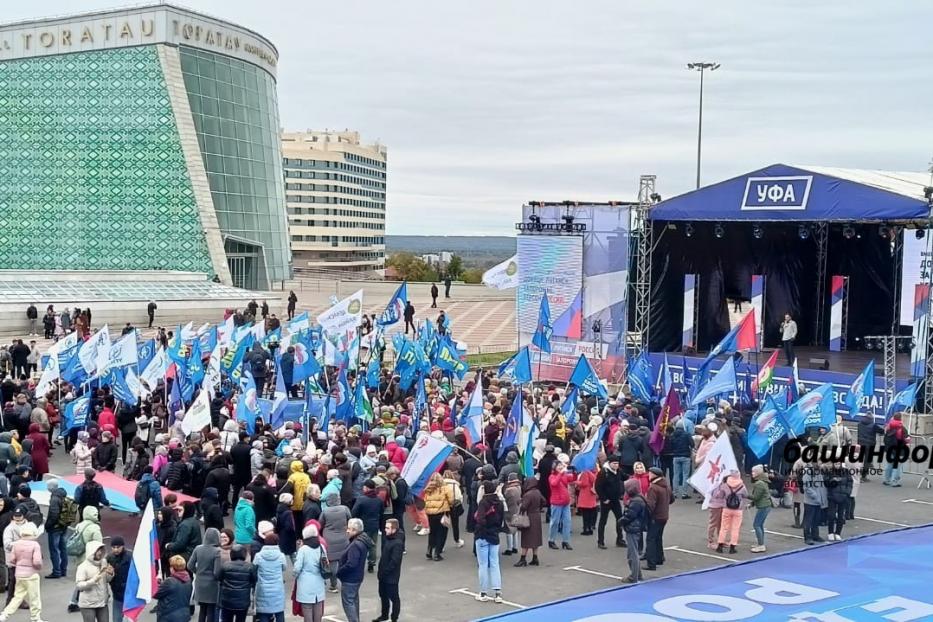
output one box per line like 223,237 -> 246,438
682,274 -> 697,350
650,353 -> 902,421
480,525 -> 933,622
911,283 -> 931,378
751,275 -> 765,351
829,275 -> 847,352
900,230 -> 932,326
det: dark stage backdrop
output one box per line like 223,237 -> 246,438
647,222 -> 896,352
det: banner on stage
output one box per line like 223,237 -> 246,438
517,236 -> 583,339
900,230 -> 932,325
829,275 -> 846,352
480,525 -> 933,621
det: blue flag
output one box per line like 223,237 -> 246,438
333,368 -> 354,423
269,355 -> 289,429
137,339 -> 156,375
681,355 -> 693,393
434,335 -> 468,379
747,394 -> 790,458
61,395 -> 90,436
499,387 -> 524,458
61,347 -> 89,386
366,356 -> 381,390
236,370 -> 261,435
627,352 -> 654,403
886,382 -> 918,421
414,374 -> 428,432
561,386 -> 580,427
221,333 -> 254,381
261,327 -> 281,349
532,294 -> 552,353
571,422 -> 606,473
782,383 -> 836,436
845,360 -> 875,416
167,325 -> 190,367
292,331 -> 322,384
110,367 -> 139,406
498,347 -> 533,385
199,326 -> 219,354
179,340 -> 204,402
569,354 -> 608,399
378,281 -> 408,326
659,353 -> 673,398
689,356 -> 738,407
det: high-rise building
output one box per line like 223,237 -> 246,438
281,130 -> 387,274
0,5 -> 291,290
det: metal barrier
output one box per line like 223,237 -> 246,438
902,430 -> 932,489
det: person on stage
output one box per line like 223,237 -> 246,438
781,313 -> 797,365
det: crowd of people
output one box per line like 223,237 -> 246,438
0,301 -> 918,622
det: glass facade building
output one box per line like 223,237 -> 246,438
0,5 -> 291,290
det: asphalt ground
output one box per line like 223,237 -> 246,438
22,451 -> 933,622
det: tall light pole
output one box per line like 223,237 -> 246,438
687,62 -> 720,189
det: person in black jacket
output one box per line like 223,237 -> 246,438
200,487 -> 224,532
619,479 -> 647,583
351,480 -> 383,573
107,536 -> 133,622
229,434 -> 253,504
374,518 -> 404,622
474,481 -> 505,603
203,456 -> 231,514
403,302 -> 416,335
93,431 -> 118,472
618,427 -> 646,477
217,545 -> 256,622
154,555 -> 193,622
167,501 -> 203,561
163,449 -> 189,492
595,455 -> 625,549
245,474 -> 276,524
856,414 -> 884,481
336,520 -> 373,622
274,494 -> 297,558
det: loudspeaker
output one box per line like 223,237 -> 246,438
809,357 -> 829,370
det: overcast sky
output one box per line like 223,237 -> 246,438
12,1 -> 933,235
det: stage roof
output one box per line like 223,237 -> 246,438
649,163 -> 931,222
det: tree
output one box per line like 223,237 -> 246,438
462,268 -> 483,284
386,252 -> 439,282
445,255 -> 464,280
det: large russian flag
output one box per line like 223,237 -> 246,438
123,501 -> 159,621
457,372 -> 484,447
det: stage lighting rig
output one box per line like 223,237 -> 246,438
685,223 -> 694,238
842,224 -> 856,239
714,224 -> 724,239
752,224 -> 763,239
562,214 -> 575,232
916,229 -> 926,239
798,224 -> 810,240
650,192 -> 662,203
878,224 -> 890,237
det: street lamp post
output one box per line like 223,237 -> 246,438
687,61 -> 720,189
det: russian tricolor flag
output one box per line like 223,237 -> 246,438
123,500 -> 160,621
458,372 -> 485,447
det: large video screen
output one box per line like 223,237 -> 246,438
517,235 -> 583,339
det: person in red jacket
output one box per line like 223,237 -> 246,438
97,396 -> 117,439
575,467 -> 598,536
547,460 -> 576,550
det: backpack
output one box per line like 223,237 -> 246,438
135,480 -> 149,510
725,485 -> 742,510
883,426 -> 903,449
66,523 -> 89,556
57,497 -> 79,529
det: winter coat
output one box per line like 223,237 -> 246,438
231,442 -> 253,486
155,571 -> 193,622
9,534 -> 42,579
618,433 -> 647,467
285,461 -> 311,512
187,528 -> 222,604
76,541 -> 112,609
200,488 -> 224,532
253,545 -> 287,613
668,428 -> 694,457
378,531 -> 404,584
595,465 -> 623,502
422,481 -> 454,515
502,480 -> 523,528
547,471 -> 575,506
474,495 -> 504,546
233,499 -> 256,545
72,440 -> 93,474
336,532 -> 374,585
857,415 -> 883,448
620,494 -> 648,534
275,503 -> 297,557
319,498 -> 351,561
351,490 -> 383,534
106,548 -> 132,603
168,516 -> 202,561
802,467 -> 828,508
72,506 -> 103,563
294,542 -> 326,604
645,476 -> 672,522
749,475 -> 772,509
246,481 -> 276,524
27,431 -> 49,476
203,462 -> 231,507
217,559 -> 256,612
712,476 -> 749,510
320,478 -> 342,508
518,479 -> 545,549
826,466 -> 853,504
45,486 -> 68,532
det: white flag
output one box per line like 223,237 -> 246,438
35,354 -> 59,397
219,315 -> 236,346
47,332 -> 78,358
482,254 -> 519,290
139,346 -> 168,393
180,321 -> 196,340
317,289 -> 363,337
203,342 -> 223,399
124,366 -> 142,401
250,322 -> 267,341
688,432 -> 738,509
106,332 -> 139,372
78,325 -> 110,376
181,390 -> 212,435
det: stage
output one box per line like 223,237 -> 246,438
698,345 -> 910,378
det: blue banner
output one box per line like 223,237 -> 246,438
481,525 -> 933,621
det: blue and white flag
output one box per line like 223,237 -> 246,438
458,372 -> 485,447
689,356 -> 738,407
333,368 -> 354,423
105,332 -> 139,373
139,346 -> 169,394
269,355 -> 290,429
413,374 -> 428,431
221,333 -> 254,381
434,335 -> 468,379
78,325 -> 111,376
136,339 -> 156,375
569,354 -> 608,399
111,367 -> 141,406
532,294 -> 552,353
61,395 -> 90,436
886,382 -> 919,421
179,340 -> 204,403
291,331 -> 322,383
845,360 -> 875,416
571,421 -> 606,473
399,432 -> 455,496
236,370 -> 261,435
378,281 -> 408,326
498,347 -> 533,385
366,356 -> 381,390
660,353 -> 673,398
747,394 -> 789,458
199,326 -> 219,355
288,312 -> 311,334
499,387 -> 524,458
166,325 -> 190,368
627,352 -> 654,403
782,383 -> 836,436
